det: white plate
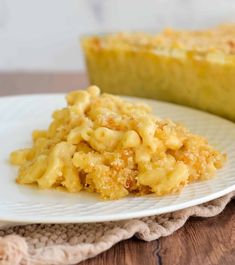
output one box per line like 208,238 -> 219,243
0,94 -> 234,224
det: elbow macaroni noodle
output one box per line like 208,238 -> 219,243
10,86 -> 226,199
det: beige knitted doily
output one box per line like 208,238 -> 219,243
0,191 -> 234,265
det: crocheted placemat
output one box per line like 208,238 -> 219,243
0,191 -> 234,265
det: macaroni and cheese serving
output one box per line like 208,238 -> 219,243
10,86 -> 226,199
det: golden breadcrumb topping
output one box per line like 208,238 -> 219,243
10,86 -> 226,199
84,24 -> 235,57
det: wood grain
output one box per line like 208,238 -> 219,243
0,72 -> 89,96
81,201 -> 235,265
0,72 -> 234,265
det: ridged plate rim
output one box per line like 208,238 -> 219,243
0,94 -> 234,224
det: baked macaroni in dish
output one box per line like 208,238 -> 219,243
10,87 -> 226,199
82,24 -> 235,121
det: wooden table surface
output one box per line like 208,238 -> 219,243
0,72 -> 234,265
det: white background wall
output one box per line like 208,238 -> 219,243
0,0 -> 234,71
